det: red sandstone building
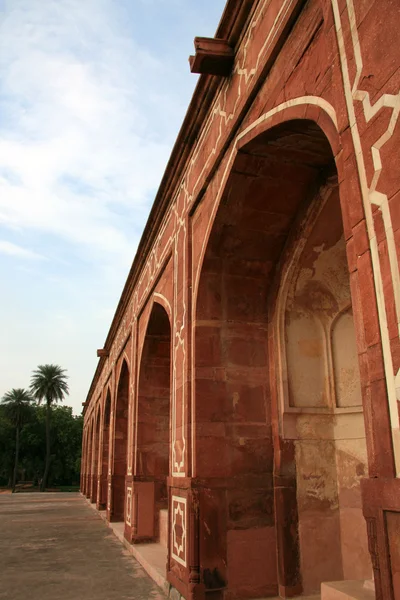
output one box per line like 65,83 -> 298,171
81,0 -> 400,598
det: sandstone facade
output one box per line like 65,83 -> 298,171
81,1 -> 400,598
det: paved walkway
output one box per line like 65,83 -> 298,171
0,493 -> 166,600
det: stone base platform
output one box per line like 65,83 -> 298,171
87,502 -> 169,594
258,594 -> 321,600
321,580 -> 375,600
254,579 -> 375,600
84,499 -> 376,600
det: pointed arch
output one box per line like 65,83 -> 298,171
90,406 -> 101,503
85,419 -> 93,499
98,387 -> 112,508
134,300 -> 172,546
81,428 -> 88,493
270,174 -> 371,592
111,359 -> 130,521
193,116 -> 370,597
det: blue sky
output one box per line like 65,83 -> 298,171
0,0 -> 226,413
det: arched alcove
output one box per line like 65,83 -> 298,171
112,359 -> 129,522
99,390 -> 111,508
136,301 -> 171,546
273,159 -> 372,592
85,421 -> 93,499
286,310 -> 326,408
194,118 -> 371,598
91,408 -> 101,504
81,430 -> 88,493
331,307 -> 363,408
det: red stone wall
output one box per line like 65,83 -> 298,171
82,0 -> 400,597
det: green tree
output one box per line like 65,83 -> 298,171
1,388 -> 34,492
0,406 -> 14,486
19,406 -> 46,486
30,365 -> 69,491
45,407 -> 83,485
18,405 -> 82,487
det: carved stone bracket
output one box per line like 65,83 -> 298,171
189,37 -> 234,76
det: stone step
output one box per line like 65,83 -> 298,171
128,542 -> 168,592
252,595 -> 320,600
256,596 -> 320,599
321,580 -> 375,600
159,508 -> 168,548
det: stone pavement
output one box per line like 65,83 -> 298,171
0,492 -> 166,600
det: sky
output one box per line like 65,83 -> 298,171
0,0 -> 226,414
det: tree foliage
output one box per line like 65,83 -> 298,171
0,407 -> 14,486
1,389 -> 34,427
0,404 -> 82,488
30,364 -> 70,491
1,388 -> 35,491
30,365 -> 69,406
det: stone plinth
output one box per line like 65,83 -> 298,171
321,580 -> 375,600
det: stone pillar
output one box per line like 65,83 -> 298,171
124,477 -> 155,543
98,473 -> 107,510
110,474 -> 126,521
187,488 -> 205,600
106,476 -> 112,521
96,476 -> 103,511
90,474 -> 98,504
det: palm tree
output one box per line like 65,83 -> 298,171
30,364 -> 69,491
1,388 -> 35,492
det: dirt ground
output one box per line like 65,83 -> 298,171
0,492 -> 165,600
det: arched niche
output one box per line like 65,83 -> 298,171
112,359 -> 129,522
81,429 -> 88,494
194,119 -> 337,598
136,301 -> 172,544
85,420 -> 93,499
193,117 -> 371,598
331,307 -> 362,408
99,389 -> 111,508
280,184 -> 359,413
274,177 -> 371,593
285,310 -> 327,408
91,408 -> 101,503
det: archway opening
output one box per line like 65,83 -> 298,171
112,359 -> 129,521
81,430 -> 88,493
194,118 -> 371,598
85,422 -> 93,499
91,409 -> 101,503
99,390 -> 111,509
136,302 -> 171,548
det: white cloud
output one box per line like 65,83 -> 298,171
0,240 -> 45,260
0,0 -> 225,413
0,0 -> 178,266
